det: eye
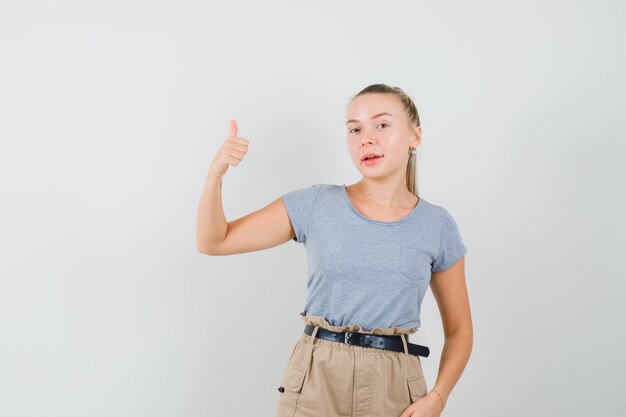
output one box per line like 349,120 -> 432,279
349,128 -> 359,134
378,123 -> 388,128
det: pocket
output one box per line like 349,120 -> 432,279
407,374 -> 427,403
397,246 -> 428,283
276,362 -> 307,417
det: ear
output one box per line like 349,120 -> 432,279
411,126 -> 422,147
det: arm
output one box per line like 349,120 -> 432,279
195,173 -> 228,253
195,172 -> 296,255
196,119 -> 297,255
428,255 -> 473,411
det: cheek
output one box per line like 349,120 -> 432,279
386,144 -> 409,163
347,141 -> 360,155
389,136 -> 408,152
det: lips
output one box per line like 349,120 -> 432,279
361,153 -> 384,161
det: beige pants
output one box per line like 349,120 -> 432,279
275,314 -> 428,417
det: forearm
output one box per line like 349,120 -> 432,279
431,328 -> 473,409
196,173 -> 228,252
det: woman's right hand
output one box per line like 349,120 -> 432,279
208,119 -> 250,178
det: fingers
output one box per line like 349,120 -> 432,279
229,119 -> 238,138
227,119 -> 249,145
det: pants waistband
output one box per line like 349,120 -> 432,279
303,324 -> 430,357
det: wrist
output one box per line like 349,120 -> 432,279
429,388 -> 445,412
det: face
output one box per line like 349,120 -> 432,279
346,93 -> 420,180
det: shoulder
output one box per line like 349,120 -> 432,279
416,198 -> 465,237
314,183 -> 340,191
281,183 -> 337,208
415,196 -> 452,220
282,183 -> 339,196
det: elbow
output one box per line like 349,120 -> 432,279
444,321 -> 473,340
196,243 -> 215,256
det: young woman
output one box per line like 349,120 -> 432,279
196,83 -> 472,417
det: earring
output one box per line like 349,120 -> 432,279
410,148 -> 417,155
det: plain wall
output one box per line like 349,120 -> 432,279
1,1 -> 625,416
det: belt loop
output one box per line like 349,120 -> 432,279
401,334 -> 409,355
307,325 -> 320,345
302,325 -> 319,373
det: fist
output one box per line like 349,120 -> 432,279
208,119 -> 250,178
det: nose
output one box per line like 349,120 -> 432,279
361,130 -> 377,145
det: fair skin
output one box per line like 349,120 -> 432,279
344,93 -> 421,218
196,93 -> 472,417
346,93 -> 472,417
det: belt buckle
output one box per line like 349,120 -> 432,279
344,331 -> 371,346
344,331 -> 357,345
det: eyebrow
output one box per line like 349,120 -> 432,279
346,112 -> 394,125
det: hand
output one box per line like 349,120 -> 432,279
398,392 -> 443,417
208,119 -> 250,178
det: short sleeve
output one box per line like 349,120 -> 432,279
281,184 -> 321,244
431,209 -> 467,272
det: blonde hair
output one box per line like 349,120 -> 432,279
348,83 -> 421,196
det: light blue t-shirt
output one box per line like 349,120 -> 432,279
281,183 -> 467,331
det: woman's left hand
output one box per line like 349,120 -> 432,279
398,392 -> 443,417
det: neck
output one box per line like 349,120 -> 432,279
354,179 -> 410,208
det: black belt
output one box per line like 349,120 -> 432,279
304,324 -> 429,358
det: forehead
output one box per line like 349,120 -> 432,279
346,93 -> 404,122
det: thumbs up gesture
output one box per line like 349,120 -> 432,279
208,119 -> 250,178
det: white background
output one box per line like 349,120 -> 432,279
1,1 -> 624,416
